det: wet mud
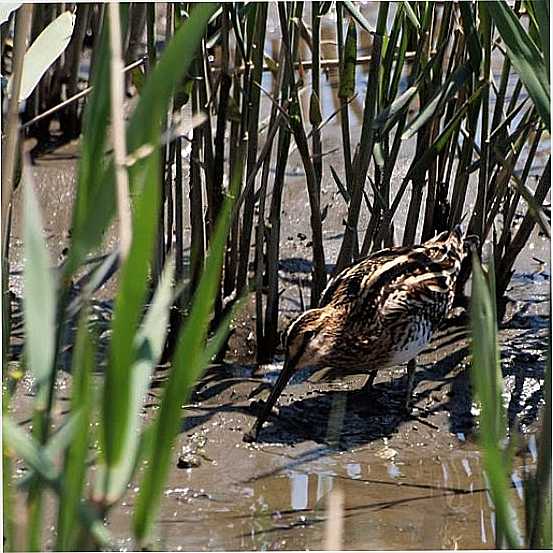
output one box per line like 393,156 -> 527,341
6,4 -> 550,550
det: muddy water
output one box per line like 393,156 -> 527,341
6,3 -> 550,551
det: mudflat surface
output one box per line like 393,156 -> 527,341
8,117 -> 549,553
6,4 -> 550,549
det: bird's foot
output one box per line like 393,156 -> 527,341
248,398 -> 267,415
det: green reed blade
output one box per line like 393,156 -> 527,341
374,85 -> 417,130
3,418 -> 113,549
102,147 -> 160,468
96,258 -> 175,505
56,313 -> 94,551
343,0 -> 374,35
405,83 -> 486,182
100,1 -> 216,470
484,1 -> 550,131
132,149 -> 243,545
470,253 -> 524,548
402,63 -> 473,140
65,17 -> 112,278
22,179 -> 56,400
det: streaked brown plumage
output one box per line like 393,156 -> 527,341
244,226 -> 476,442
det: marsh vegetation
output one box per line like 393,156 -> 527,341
1,1 -> 550,550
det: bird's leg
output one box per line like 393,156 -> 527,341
403,358 -> 417,413
360,372 -> 377,395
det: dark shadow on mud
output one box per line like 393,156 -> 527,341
169,308 -> 546,454
8,261 -> 546,446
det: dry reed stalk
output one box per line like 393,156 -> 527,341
108,2 -> 132,260
1,4 -> 33,257
324,486 -> 345,551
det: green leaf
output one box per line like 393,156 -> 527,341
16,412 -> 82,490
470,254 -> 524,549
401,1 -> 420,31
14,10 -> 75,101
402,63 -> 473,140
343,0 -> 373,35
484,1 -> 550,131
56,313 -> 94,551
3,417 -> 113,549
3,419 -> 58,482
66,19 -> 112,278
374,85 -> 417,130
96,258 -> 175,505
66,3 -> 218,278
338,19 -> 357,99
133,147 -> 244,545
404,83 -> 486,182
23,180 -> 56,398
102,148 -> 160,467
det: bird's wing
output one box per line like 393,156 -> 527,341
378,270 -> 453,326
319,246 -> 416,308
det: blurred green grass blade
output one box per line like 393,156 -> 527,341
14,10 -> 75,101
96,258 -> 175,504
401,1 -> 420,30
102,2 -> 216,469
338,19 -> 357,99
56,313 -> 94,551
484,1 -> 550,131
3,419 -> 58,482
402,63 -> 473,140
16,412 -> 82,491
531,0 -> 549,76
459,2 -> 482,73
470,254 -> 524,548
103,152 -> 160,468
67,3 -> 217,278
484,447 -> 525,548
133,151 -> 244,545
4,417 -> 113,548
23,180 -> 56,400
343,0 -> 373,35
66,20 -> 112,277
374,85 -> 417,130
405,83 -> 486,182
470,254 -> 502,436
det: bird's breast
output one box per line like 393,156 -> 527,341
385,318 -> 433,366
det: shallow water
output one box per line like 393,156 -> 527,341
6,3 -> 550,551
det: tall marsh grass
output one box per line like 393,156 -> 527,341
1,1 -> 551,550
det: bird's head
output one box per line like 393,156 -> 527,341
283,308 -> 333,372
243,308 -> 335,443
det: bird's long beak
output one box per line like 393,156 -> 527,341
243,357 -> 296,442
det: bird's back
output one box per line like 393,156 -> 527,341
317,228 -> 466,372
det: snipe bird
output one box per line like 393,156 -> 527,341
244,226 -> 476,442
